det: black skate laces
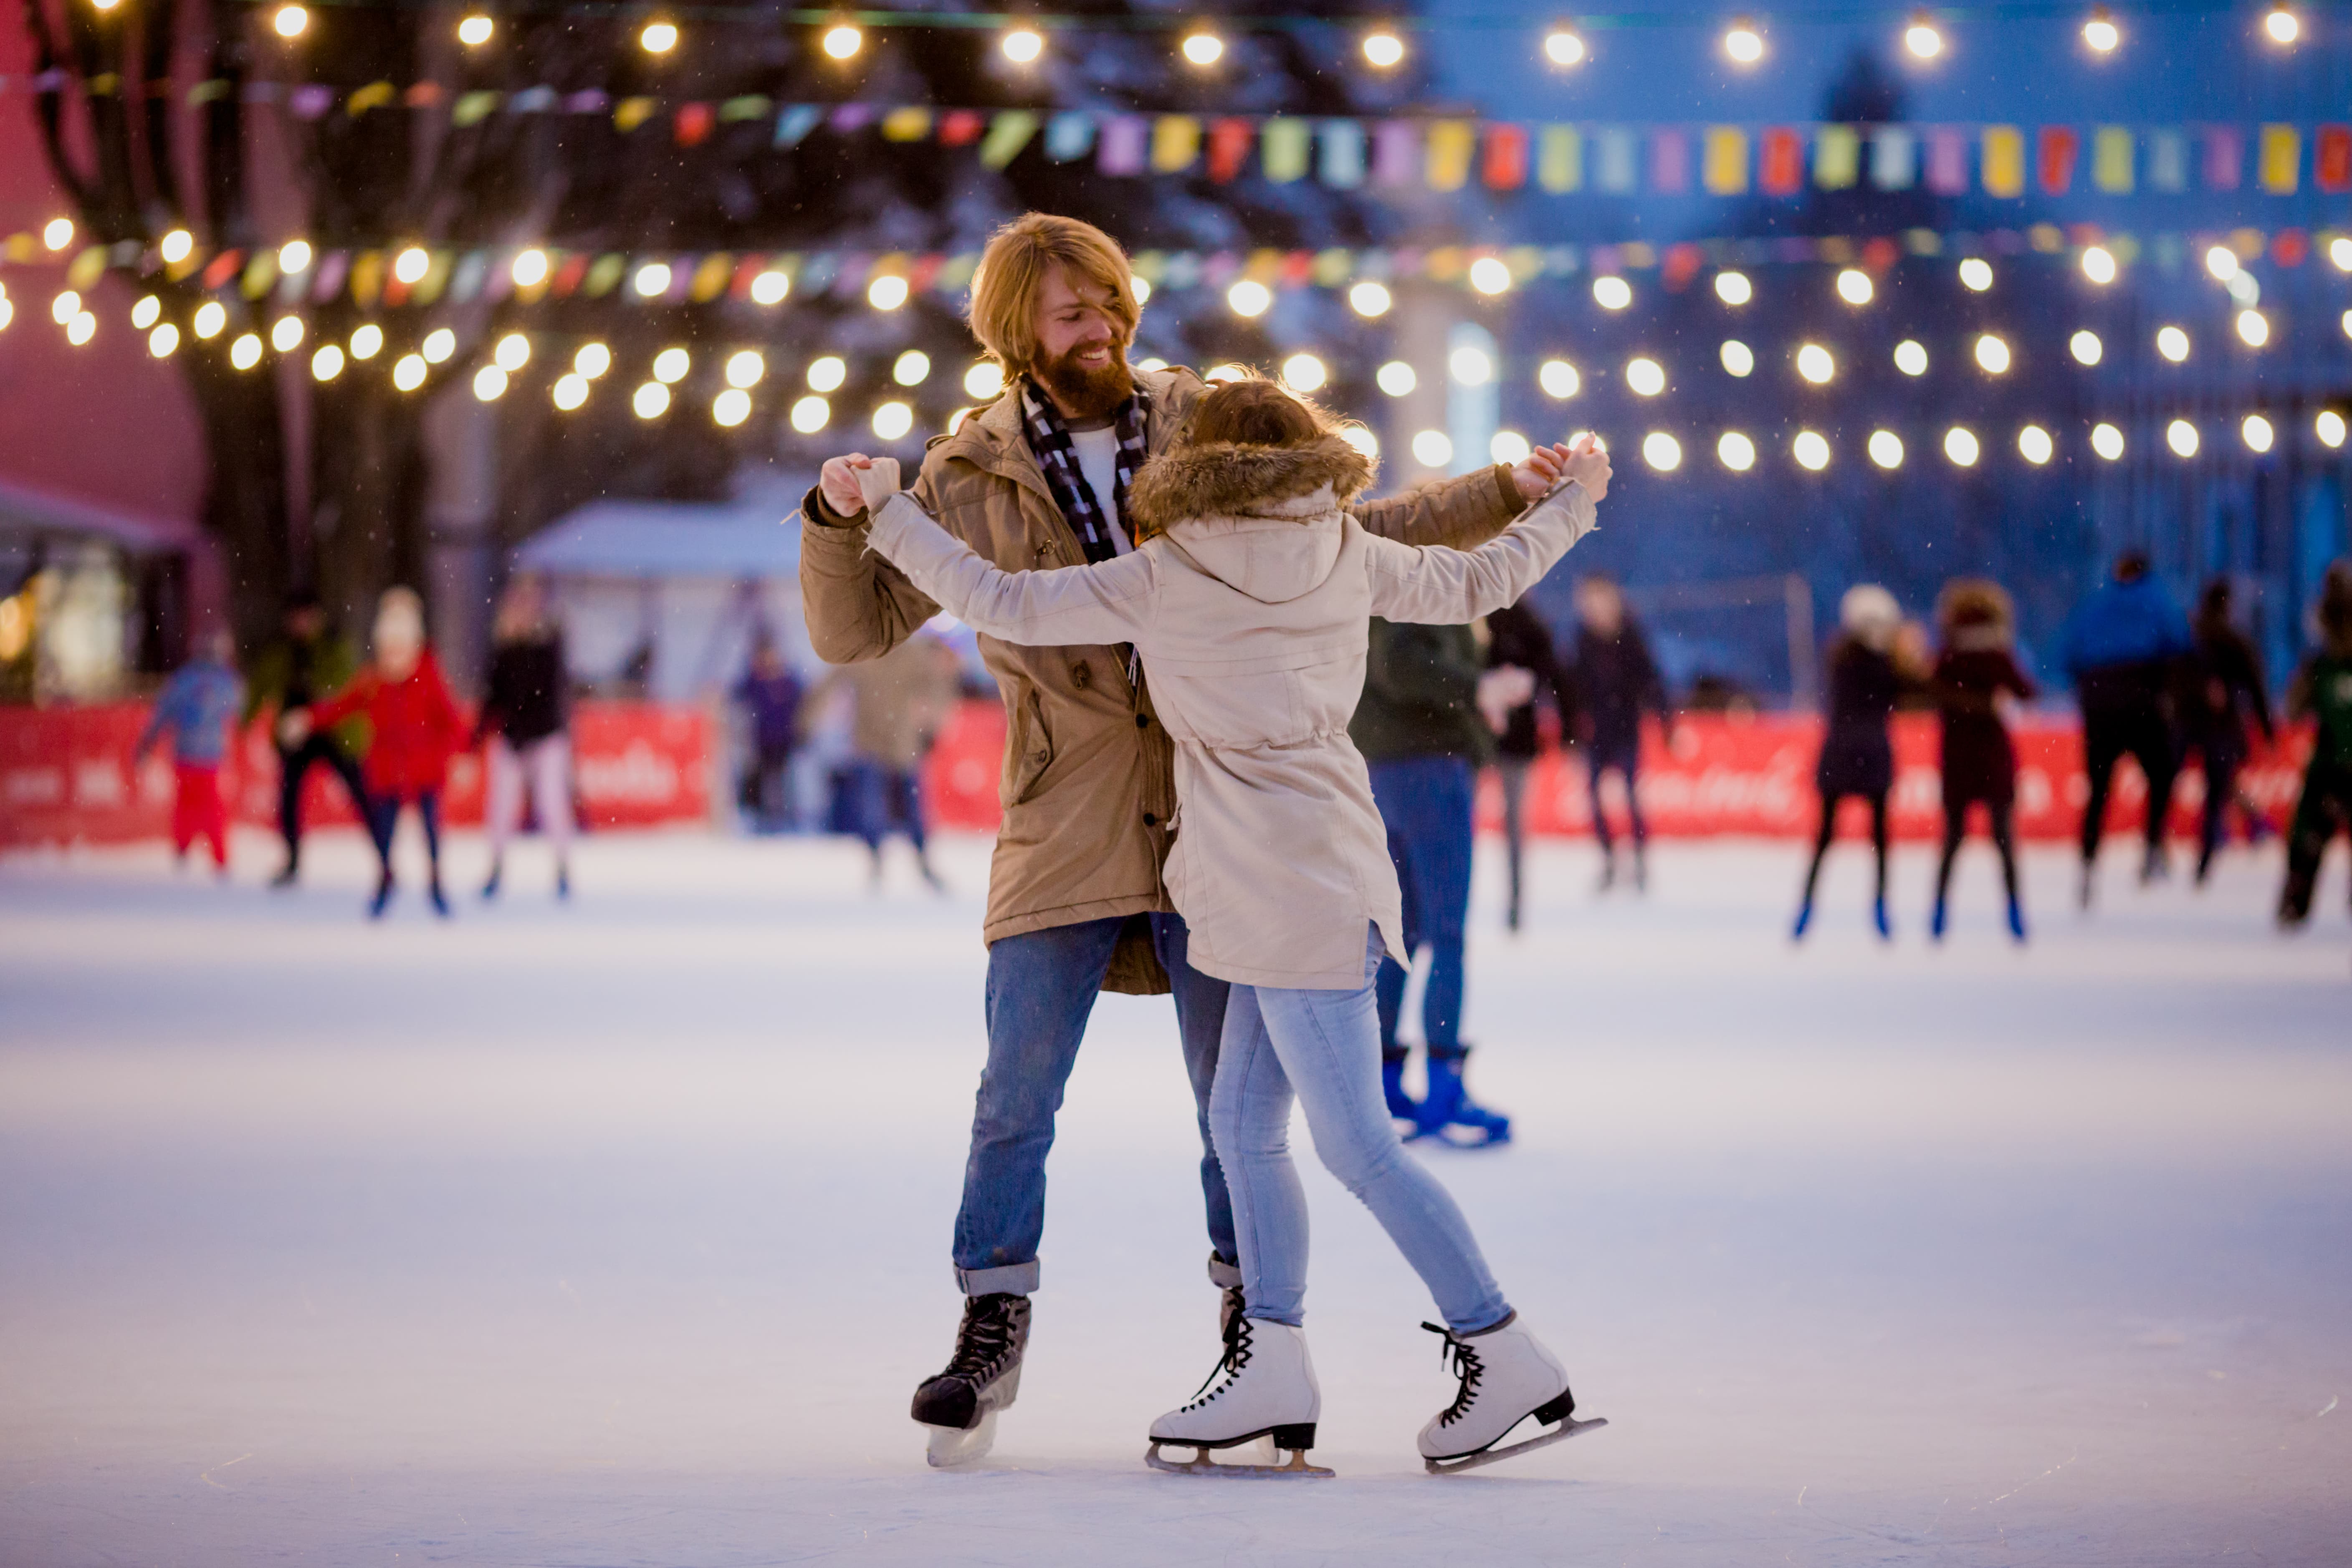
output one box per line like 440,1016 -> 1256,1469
943,1295 -> 1021,1381
1424,1322 -> 1484,1427
1183,1312 -> 1255,1410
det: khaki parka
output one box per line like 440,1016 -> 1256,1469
797,364 -> 1528,992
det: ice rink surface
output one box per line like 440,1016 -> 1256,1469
3,826 -> 2348,1567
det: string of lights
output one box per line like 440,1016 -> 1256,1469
200,1 -> 2341,69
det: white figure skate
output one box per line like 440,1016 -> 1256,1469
1418,1316 -> 1607,1474
1146,1318 -> 1333,1478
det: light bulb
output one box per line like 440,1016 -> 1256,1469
1714,271 -> 1753,306
892,350 -> 931,387
349,324 -> 383,359
1974,334 -> 2012,374
270,316 -> 303,352
633,262 -> 672,298
2091,422 -> 2125,460
713,388 -> 753,428
1958,257 -> 1994,291
552,373 -> 589,410
273,4 -> 308,38
1720,340 -> 1755,377
42,217 -> 73,250
149,324 -> 180,358
867,274 -> 910,311
807,355 -> 846,392
2204,244 -> 2240,281
1411,430 -> 1453,468
392,354 -> 427,390
192,301 -> 226,339
790,394 -> 830,433
1793,430 -> 1831,471
1001,27 -> 1043,63
2236,310 -> 2269,348
1625,357 -> 1665,396
278,239 -> 312,274
2069,329 -> 2103,365
422,327 -> 456,363
2156,325 -> 2190,362
1593,276 -> 1632,310
473,364 -> 508,401
964,362 -> 1004,400
640,20 -> 678,53
1540,359 -> 1581,398
1363,30 -> 1405,67
1452,346 -> 1495,386
1944,426 -> 1980,466
1349,281 -> 1393,318
1642,432 -> 1682,471
1717,432 -> 1756,471
2241,414 -> 2274,453
1894,339 -> 1929,376
2166,419 -> 2198,458
511,248 -> 549,288
1868,430 -> 1904,469
2315,410 -> 2346,448
393,246 -> 430,284
1227,280 -> 1272,318
233,333 -> 265,369
493,332 -> 530,372
2263,6 -> 2299,44
1836,268 -> 1874,306
751,270 -> 790,306
1491,430 -> 1532,465
822,23 -> 861,59
653,346 -> 691,384
726,350 -> 766,389
132,295 -> 161,329
1796,343 -> 1835,384
2080,245 -> 2117,284
1376,361 -> 1417,397
2018,425 -> 2054,465
1468,257 -> 1512,296
1281,353 -> 1328,392
159,229 -> 193,264
311,344 -> 343,380
1181,30 -> 1223,65
2083,7 -> 2120,51
575,343 -> 611,378
1544,28 -> 1586,65
457,12 -> 493,46
1904,18 -> 1943,58
1724,18 -> 1765,62
872,400 -> 913,440
634,382 -> 671,419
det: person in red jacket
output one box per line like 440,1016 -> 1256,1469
286,587 -> 467,918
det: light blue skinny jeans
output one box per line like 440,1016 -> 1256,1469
1211,928 -> 1512,1335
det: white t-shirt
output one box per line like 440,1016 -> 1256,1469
1068,426 -> 1132,555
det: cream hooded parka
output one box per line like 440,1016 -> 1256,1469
858,434 -> 1597,990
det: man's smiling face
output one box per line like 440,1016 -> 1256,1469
1029,262 -> 1134,421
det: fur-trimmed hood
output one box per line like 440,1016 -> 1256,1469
1127,433 -> 1376,535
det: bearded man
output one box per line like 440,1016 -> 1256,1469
802,212 -> 1579,1464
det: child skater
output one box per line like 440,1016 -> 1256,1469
1928,579 -> 2036,942
286,587 -> 467,918
847,378 -> 1611,1475
135,628 -> 245,876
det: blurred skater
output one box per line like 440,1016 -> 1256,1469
1928,581 -> 2035,943
290,587 -> 467,919
2277,563 -> 2352,928
1479,596 -> 1570,931
244,593 -> 368,888
1356,606 -> 1510,1144
850,376 -> 1608,1474
2183,580 -> 2275,884
812,630 -> 960,890
731,637 -> 803,832
1569,575 -> 1671,893
1794,585 -> 1912,941
2060,551 -> 2192,905
476,576 -> 574,901
134,628 -> 245,876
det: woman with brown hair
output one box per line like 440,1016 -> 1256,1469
844,377 -> 1613,1476
1930,579 -> 2036,942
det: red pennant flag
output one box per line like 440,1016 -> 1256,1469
1662,243 -> 1702,290
1482,124 -> 1529,190
938,109 -> 984,147
2271,229 -> 2309,266
200,249 -> 243,290
2037,126 -> 2079,194
1760,127 -> 1803,194
554,251 -> 591,298
1206,118 -> 1254,182
675,102 -> 714,147
2317,125 -> 2352,192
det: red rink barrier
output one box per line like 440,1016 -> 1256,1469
917,701 -> 2314,843
4,698 -> 2311,848
0,701 -> 709,848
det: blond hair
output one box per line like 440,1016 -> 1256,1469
967,214 -> 1139,377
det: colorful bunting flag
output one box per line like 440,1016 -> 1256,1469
1318,120 -> 1366,188
2258,125 -> 2299,192
1538,126 -> 1582,193
2092,127 -> 2133,193
1702,127 -> 1748,195
1870,126 -> 1914,190
1261,117 -> 1310,184
1426,121 -> 1475,191
1983,126 -> 2026,197
1813,126 -> 1859,190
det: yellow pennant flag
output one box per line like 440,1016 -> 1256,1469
1982,126 -> 2026,197
2258,125 -> 2299,192
1538,125 -> 1581,192
880,108 -> 932,143
1703,127 -> 1749,194
1151,115 -> 1201,173
978,111 -> 1038,169
1425,121 -> 1475,190
1261,118 -> 1311,183
1813,126 -> 1859,190
2092,127 -> 2133,193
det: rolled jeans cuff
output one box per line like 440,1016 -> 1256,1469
956,1260 -> 1040,1297
1206,1252 -> 1243,1290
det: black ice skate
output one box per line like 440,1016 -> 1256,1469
911,1291 -> 1029,1467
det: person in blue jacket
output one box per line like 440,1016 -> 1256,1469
134,629 -> 246,874
2059,551 -> 2193,905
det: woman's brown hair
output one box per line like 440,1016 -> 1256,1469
1185,376 -> 1326,448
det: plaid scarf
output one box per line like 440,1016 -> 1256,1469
1019,376 -> 1152,566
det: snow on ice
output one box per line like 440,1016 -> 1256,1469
2,827 -> 2347,1565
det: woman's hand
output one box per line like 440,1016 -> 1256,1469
853,457 -> 903,514
1559,433 -> 1612,504
1509,442 -> 1574,500
818,454 -> 877,518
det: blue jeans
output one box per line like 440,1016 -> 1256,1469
364,789 -> 440,875
843,760 -> 926,855
1587,740 -> 1647,853
1214,929 -> 1511,1334
1369,756 -> 1474,1058
953,913 -> 1238,1295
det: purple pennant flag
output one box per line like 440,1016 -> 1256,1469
311,250 -> 349,302
564,89 -> 609,115
1372,121 -> 1419,187
1097,115 -> 1147,175
2202,126 -> 2242,190
828,103 -> 875,135
1925,128 -> 1968,193
1650,129 -> 1689,193
289,84 -> 333,120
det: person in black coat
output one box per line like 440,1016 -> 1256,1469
1570,575 -> 1671,891
476,576 -> 574,900
1479,597 -> 1571,931
2183,579 -> 2276,883
1929,579 -> 2037,942
1795,584 -> 1914,941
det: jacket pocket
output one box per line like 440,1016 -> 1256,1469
1001,683 -> 1054,807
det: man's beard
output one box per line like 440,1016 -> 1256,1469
1032,339 -> 1134,421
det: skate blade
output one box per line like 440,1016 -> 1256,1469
924,1409 -> 999,1468
1424,1415 -> 1608,1475
1146,1441 -> 1333,1479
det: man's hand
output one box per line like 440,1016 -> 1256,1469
818,454 -> 877,518
1509,442 -> 1574,501
854,457 -> 903,514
